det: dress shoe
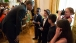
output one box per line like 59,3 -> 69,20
33,38 -> 38,40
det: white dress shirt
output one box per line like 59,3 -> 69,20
43,17 -> 48,26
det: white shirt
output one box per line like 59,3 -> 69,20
43,17 -> 48,26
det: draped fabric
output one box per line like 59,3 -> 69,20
72,11 -> 76,43
49,0 -> 60,14
34,0 -> 37,14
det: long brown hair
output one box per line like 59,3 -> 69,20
57,19 -> 73,43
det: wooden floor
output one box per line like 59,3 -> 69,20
0,26 -> 38,43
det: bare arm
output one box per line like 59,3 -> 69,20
57,11 -> 62,21
49,34 -> 58,43
56,38 -> 67,43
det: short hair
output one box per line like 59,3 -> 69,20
21,3 -> 24,5
37,8 -> 41,12
26,1 -> 33,5
44,9 -> 50,15
0,9 -> 5,17
48,14 -> 57,23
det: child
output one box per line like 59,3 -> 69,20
50,19 -> 73,43
47,14 -> 57,43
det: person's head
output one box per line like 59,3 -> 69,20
1,5 -> 3,7
36,8 -> 41,14
12,5 -> 14,8
56,19 -> 73,43
26,1 -> 33,11
44,9 -> 50,17
48,14 -> 57,24
21,3 -> 24,5
65,7 -> 74,17
0,9 -> 6,17
4,9 -> 9,14
5,6 -> 8,8
11,5 -> 14,9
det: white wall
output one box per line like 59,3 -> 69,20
59,0 -> 76,26
9,0 -> 19,8
59,0 -> 76,11
38,0 -> 49,15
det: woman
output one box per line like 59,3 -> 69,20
0,9 -> 6,22
58,7 -> 74,23
50,19 -> 73,43
0,9 -> 6,29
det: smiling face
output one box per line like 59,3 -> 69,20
26,4 -> 33,11
65,8 -> 71,17
26,1 -> 33,11
43,11 -> 48,18
65,7 -> 74,17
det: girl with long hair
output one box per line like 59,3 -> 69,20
50,19 -> 73,43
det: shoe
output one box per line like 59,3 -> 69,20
38,41 -> 41,43
33,38 -> 38,40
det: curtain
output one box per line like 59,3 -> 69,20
49,0 -> 60,14
34,0 -> 37,14
72,11 -> 76,43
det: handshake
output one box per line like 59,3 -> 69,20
39,27 -> 43,31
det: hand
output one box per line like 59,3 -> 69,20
37,22 -> 40,25
40,27 -> 43,31
67,18 -> 72,23
26,16 -> 28,19
58,11 -> 62,15
14,36 -> 19,42
33,20 -> 36,23
57,11 -> 62,20
55,27 -> 62,37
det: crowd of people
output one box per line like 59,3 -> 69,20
33,7 -> 74,43
0,0 -> 74,43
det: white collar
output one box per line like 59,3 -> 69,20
44,16 -> 48,19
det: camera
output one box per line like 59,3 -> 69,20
56,9 -> 65,15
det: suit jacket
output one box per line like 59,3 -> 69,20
31,9 -> 35,16
41,19 -> 50,36
2,5 -> 26,36
34,14 -> 42,28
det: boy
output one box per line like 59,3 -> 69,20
47,14 -> 57,43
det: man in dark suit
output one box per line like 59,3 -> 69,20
2,1 -> 33,43
33,8 -> 42,41
40,10 -> 50,43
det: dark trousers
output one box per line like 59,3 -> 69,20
34,26 -> 39,39
42,33 -> 47,43
6,35 -> 16,43
38,30 -> 42,43
34,26 -> 42,43
3,23 -> 19,43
